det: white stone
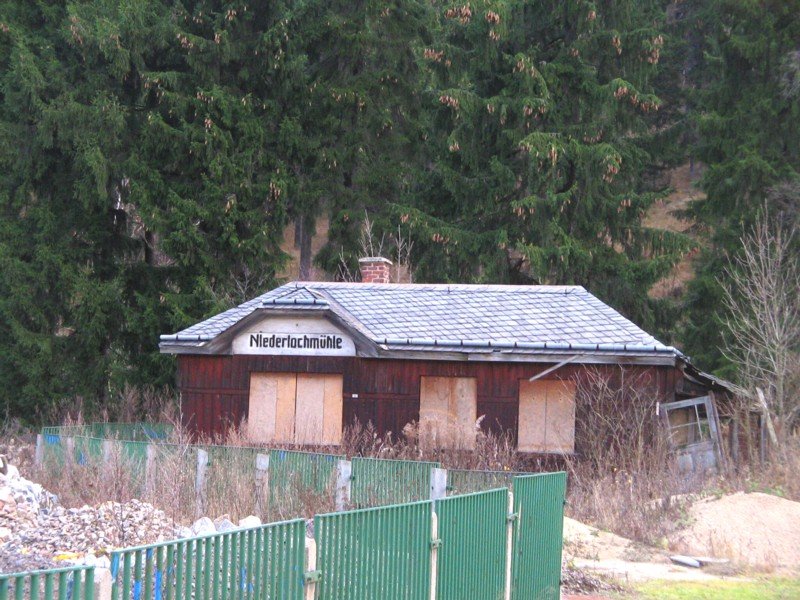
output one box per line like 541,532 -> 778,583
191,517 -> 215,536
238,515 -> 262,529
215,518 -> 236,533
176,526 -> 193,539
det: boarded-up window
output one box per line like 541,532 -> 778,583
419,376 -> 477,449
518,380 -> 576,453
247,373 -> 343,445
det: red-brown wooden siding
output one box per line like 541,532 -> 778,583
177,355 -> 684,441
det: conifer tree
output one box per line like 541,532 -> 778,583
681,0 -> 800,372
398,0 -> 690,329
0,1 -> 296,414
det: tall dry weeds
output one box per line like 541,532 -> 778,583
563,367 -> 711,544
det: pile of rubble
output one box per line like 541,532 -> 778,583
0,457 -> 177,573
0,456 -> 272,574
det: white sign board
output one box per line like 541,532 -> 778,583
232,316 -> 356,356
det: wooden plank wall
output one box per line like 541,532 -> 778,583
177,355 -> 682,440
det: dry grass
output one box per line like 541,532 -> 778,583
723,436 -> 800,501
565,457 -> 703,545
339,418 -> 526,472
564,367 -> 710,545
22,380 -> 800,548
32,416 -> 338,525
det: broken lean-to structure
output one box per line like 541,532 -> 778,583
160,258 -> 732,468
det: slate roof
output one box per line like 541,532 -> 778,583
160,282 -> 681,360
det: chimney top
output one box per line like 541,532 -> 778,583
358,257 -> 393,284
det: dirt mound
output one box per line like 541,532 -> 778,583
670,492 -> 800,572
563,517 -> 640,562
563,517 -> 722,583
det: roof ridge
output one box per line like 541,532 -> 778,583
296,281 -> 585,293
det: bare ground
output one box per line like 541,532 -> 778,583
645,163 -> 706,300
564,490 -> 800,592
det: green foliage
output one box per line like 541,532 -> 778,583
395,0 -> 690,330
681,0 -> 800,373
0,0 -> 793,417
637,578 -> 800,600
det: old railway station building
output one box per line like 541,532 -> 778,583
161,258 -> 727,461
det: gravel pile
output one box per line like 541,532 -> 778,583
0,457 -> 178,573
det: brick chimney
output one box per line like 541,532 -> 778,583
358,257 -> 393,284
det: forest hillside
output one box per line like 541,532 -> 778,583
0,0 -> 797,420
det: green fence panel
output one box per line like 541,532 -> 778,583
41,433 -> 65,466
511,472 -> 567,600
435,488 -> 507,600
446,469 -> 523,495
268,449 -> 341,515
90,423 -> 173,442
41,425 -> 89,438
350,457 -> 439,507
110,440 -> 149,495
73,437 -> 104,466
0,566 -> 95,600
202,445 -> 263,518
314,500 -> 432,600
110,519 -> 306,600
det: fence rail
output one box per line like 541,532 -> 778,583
0,566 -> 95,600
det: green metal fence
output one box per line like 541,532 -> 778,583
8,466 -> 568,600
314,500 -> 433,600
0,566 -> 95,600
511,472 -> 567,600
446,468 -> 522,495
89,423 -> 172,442
350,457 -> 440,507
435,488 -> 508,600
73,436 -> 104,466
268,449 -> 341,514
40,424 -> 172,443
109,520 -> 306,600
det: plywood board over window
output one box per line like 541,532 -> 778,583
247,373 -> 343,445
518,379 -> 576,453
419,376 -> 477,449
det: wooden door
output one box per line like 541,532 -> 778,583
247,373 -> 297,443
247,372 -> 343,445
419,376 -> 477,449
518,380 -> 576,453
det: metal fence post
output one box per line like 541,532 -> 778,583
429,511 -> 439,600
504,491 -> 515,600
144,444 -> 156,496
304,538 -> 318,600
255,453 -> 270,515
195,449 -> 208,518
430,468 -> 447,500
335,460 -> 352,511
102,440 -> 113,464
95,567 -> 113,600
35,434 -> 44,466
65,437 -> 75,462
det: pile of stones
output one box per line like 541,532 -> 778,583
0,457 -> 177,573
0,455 -> 271,575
